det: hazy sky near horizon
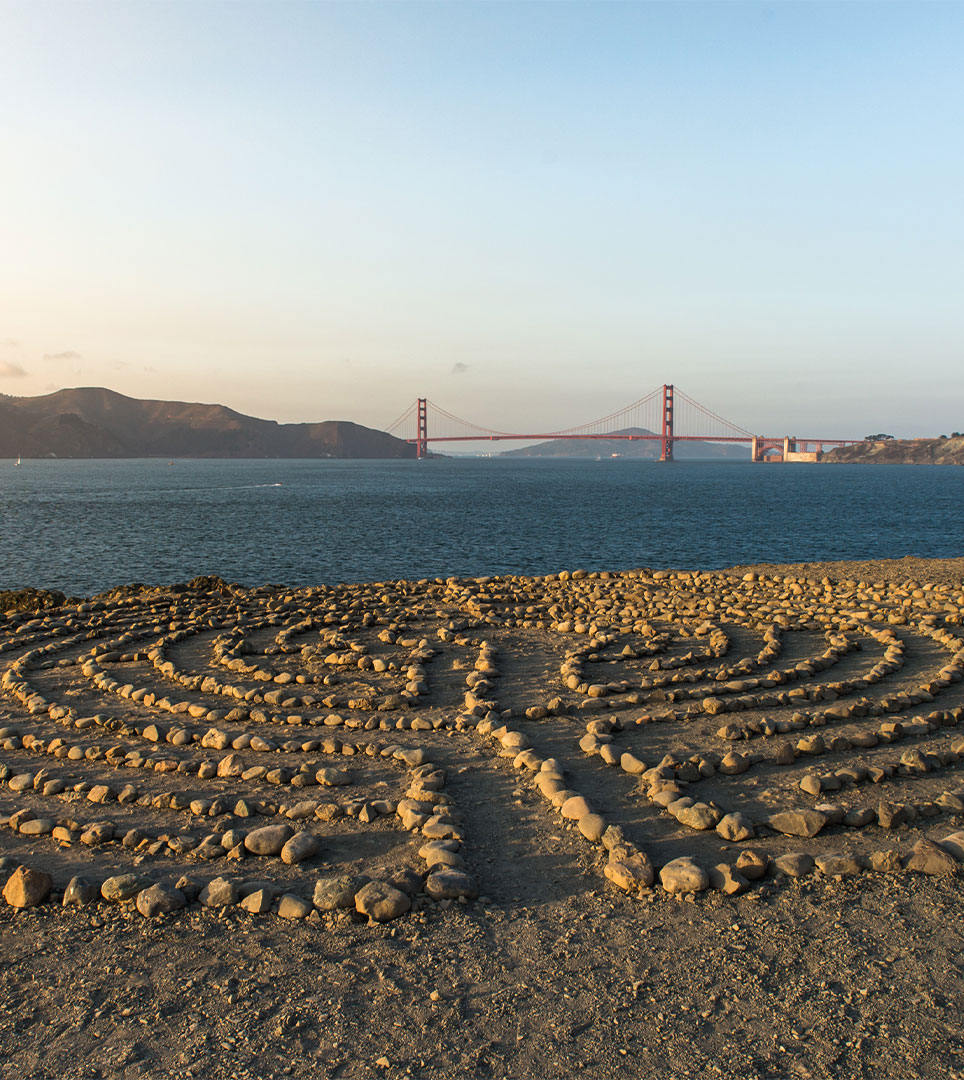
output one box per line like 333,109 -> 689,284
1,1 -> 962,440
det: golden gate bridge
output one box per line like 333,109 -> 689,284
387,384 -> 859,462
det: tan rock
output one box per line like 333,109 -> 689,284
3,866 -> 52,908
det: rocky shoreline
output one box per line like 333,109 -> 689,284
2,557 -> 964,1079
822,437 -> 964,465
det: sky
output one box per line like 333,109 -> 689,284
1,0 -> 962,441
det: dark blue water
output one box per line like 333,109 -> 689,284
1,458 -> 961,595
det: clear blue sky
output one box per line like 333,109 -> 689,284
1,1 -> 962,439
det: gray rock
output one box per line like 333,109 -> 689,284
135,883 -> 187,917
905,839 -> 958,876
280,832 -> 320,865
199,876 -> 239,908
715,812 -> 755,842
240,888 -> 275,914
577,813 -> 607,842
673,803 -> 723,831
313,875 -> 369,911
18,818 -> 54,837
939,832 -> 964,862
424,870 -> 479,900
876,801 -> 908,829
277,893 -> 312,919
735,850 -> 769,881
63,875 -> 100,907
708,864 -> 749,895
768,809 -> 828,838
355,880 -> 411,922
101,874 -> 143,902
604,853 -> 655,891
815,854 -> 863,878
238,880 -> 281,900
244,824 -> 295,856
867,849 -> 904,874
386,868 -> 424,896
771,852 -> 814,878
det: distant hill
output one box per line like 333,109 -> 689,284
0,388 -> 415,459
822,437 -> 964,465
501,427 -> 749,460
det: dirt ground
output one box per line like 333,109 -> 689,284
2,557 -> 964,1080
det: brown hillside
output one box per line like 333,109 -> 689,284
0,388 -> 414,459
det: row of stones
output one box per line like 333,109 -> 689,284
454,573 -> 926,637
0,728 -> 479,925
470,680 -> 964,900
0,740 -> 477,913
1,857 -> 479,923
2,616 -> 483,743
0,731 -> 447,844
5,567 -> 963,645
652,829 -> 964,896
579,709 -> 964,839
714,620 -> 964,739
558,624 -> 728,698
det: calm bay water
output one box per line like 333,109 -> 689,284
1,458 -> 961,596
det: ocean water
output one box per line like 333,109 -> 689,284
1,458 -> 962,596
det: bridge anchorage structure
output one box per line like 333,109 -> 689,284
387,384 -> 860,462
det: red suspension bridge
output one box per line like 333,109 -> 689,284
387,385 -> 859,462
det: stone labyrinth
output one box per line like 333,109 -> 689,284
1,568 -> 963,923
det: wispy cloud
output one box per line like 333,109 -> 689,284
43,350 -> 83,362
2,338 -> 19,349
0,360 -> 27,378
451,362 -> 469,375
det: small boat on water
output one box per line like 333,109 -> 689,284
14,454 -> 21,467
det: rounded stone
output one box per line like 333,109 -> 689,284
313,875 -> 369,911
424,870 -> 479,901
277,893 -> 313,919
560,795 -> 592,821
659,857 -> 710,894
280,832 -> 320,865
101,874 -> 143,902
135,883 -> 187,917
355,880 -> 411,922
243,824 -> 295,856
577,813 -> 607,842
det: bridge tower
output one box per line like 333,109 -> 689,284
416,397 -> 428,459
660,384 -> 674,462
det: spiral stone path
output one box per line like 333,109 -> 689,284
2,566 -> 963,926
